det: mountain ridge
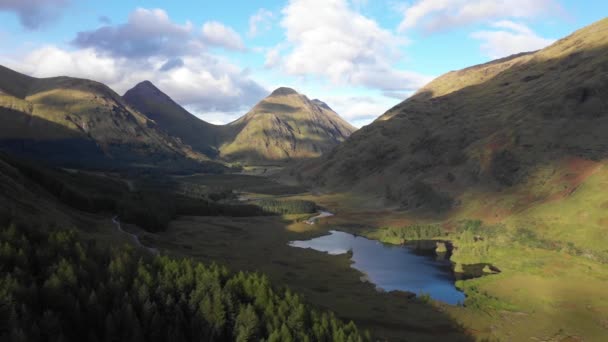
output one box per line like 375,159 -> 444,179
0,65 -> 221,171
124,82 -> 357,163
296,17 -> 608,216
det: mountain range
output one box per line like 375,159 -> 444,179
0,66 -> 356,169
124,82 -> 356,164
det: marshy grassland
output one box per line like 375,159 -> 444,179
162,173 -> 608,341
8,164 -> 607,341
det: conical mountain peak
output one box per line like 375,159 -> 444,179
123,80 -> 220,157
134,80 -> 157,89
126,80 -> 167,98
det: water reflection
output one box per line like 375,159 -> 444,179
289,230 -> 465,305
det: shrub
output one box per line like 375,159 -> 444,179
255,199 -> 317,215
380,224 -> 444,241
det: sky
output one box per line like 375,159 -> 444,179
0,1 -> 606,127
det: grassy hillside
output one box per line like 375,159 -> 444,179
299,18 -> 608,215
220,87 -> 357,163
0,66 -> 219,171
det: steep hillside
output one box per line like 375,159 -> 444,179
300,18 -> 608,215
0,65 -> 213,170
220,87 -> 356,163
123,81 -> 223,158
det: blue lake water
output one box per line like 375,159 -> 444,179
289,230 -> 465,305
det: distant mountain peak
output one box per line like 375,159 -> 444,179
136,80 -> 156,88
122,82 -> 356,164
270,87 -> 299,97
123,80 -> 220,157
129,80 -> 163,94
124,80 -> 178,106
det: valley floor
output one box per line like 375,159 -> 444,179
82,172 -> 608,341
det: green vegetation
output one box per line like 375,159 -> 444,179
5,154 -> 118,213
435,242 -> 448,253
3,156 -> 277,232
150,215 -> 472,342
377,224 -> 444,244
174,195 -> 271,218
0,222 -> 368,342
450,220 -> 497,263
116,192 -> 278,232
255,199 -> 317,215
0,154 -> 474,341
175,174 -> 307,196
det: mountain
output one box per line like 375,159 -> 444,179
0,65 -> 217,171
123,81 -> 223,158
298,18 -> 608,214
123,83 -> 356,164
219,87 -> 356,163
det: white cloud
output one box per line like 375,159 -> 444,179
471,21 -> 555,59
264,45 -> 282,68
11,46 -> 122,85
188,108 -> 247,125
272,0 -> 430,92
248,8 -> 273,37
201,21 -> 245,51
323,94 -> 399,127
398,0 -> 560,32
26,7 -> 265,122
1,45 -> 267,114
73,8 -> 198,58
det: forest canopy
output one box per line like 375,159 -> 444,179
0,222 -> 368,342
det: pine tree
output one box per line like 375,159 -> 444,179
235,304 -> 259,342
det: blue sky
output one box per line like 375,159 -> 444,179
0,1 -> 606,127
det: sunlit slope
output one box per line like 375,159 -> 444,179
0,65 -> 205,167
123,81 -> 225,158
301,18 -> 608,213
220,87 -> 356,163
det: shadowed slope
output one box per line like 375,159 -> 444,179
298,18 -> 608,213
123,81 -> 224,158
0,66 -> 212,169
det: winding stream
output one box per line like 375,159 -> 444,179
305,210 -> 334,224
112,216 -> 159,255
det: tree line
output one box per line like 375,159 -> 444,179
3,155 -> 278,233
379,224 -> 444,243
255,199 -> 317,215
